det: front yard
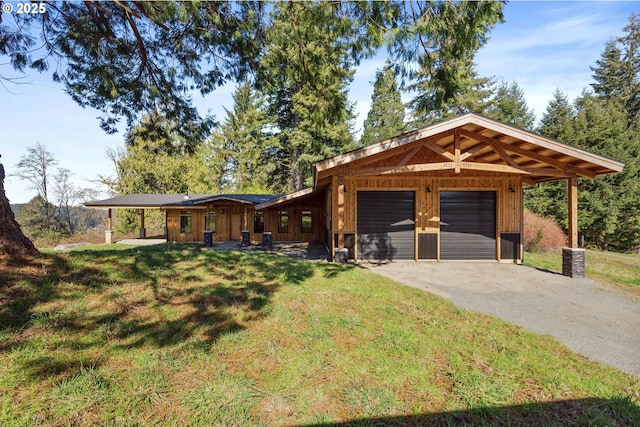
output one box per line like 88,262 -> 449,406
524,249 -> 640,298
1,244 -> 638,425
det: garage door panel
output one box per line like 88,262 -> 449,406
440,191 -> 496,260
357,191 -> 415,261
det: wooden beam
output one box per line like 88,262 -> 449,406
140,209 -> 145,229
492,144 -> 518,167
460,141 -> 491,160
423,140 -> 455,161
397,145 -> 423,167
460,129 -> 597,178
454,130 -> 461,173
108,208 -> 113,230
568,176 -> 578,248
349,162 -> 455,176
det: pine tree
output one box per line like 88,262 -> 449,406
591,13 -> 640,128
573,93 -> 640,251
212,82 -> 273,192
485,81 -> 536,131
259,1 -> 357,192
400,1 -> 504,122
524,90 -> 576,228
360,62 -> 405,145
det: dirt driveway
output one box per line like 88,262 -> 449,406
365,262 -> 640,379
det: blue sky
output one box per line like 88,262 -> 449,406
1,1 -> 638,204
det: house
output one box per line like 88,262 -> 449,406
86,114 -> 624,277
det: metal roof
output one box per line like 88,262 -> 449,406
85,193 -> 281,209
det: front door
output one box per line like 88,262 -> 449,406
231,213 -> 242,240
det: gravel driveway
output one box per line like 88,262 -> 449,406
365,262 -> 640,379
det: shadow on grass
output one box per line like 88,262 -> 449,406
301,397 -> 640,426
0,243 -> 354,380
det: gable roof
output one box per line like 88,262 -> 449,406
85,193 -> 281,209
314,113 -> 625,185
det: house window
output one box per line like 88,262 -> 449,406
254,211 -> 265,233
206,210 -> 216,233
180,210 -> 192,233
301,210 -> 313,233
278,210 -> 289,233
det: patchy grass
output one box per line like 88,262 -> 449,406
525,249 -> 640,297
1,244 -> 639,425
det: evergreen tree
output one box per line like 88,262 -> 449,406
485,81 -> 536,131
400,1 -> 504,122
360,62 -> 405,145
573,93 -> 640,251
259,1 -> 357,192
212,81 -> 274,192
412,63 -> 496,127
525,90 -> 575,227
591,13 -> 640,128
15,195 -> 56,239
115,113 -> 219,233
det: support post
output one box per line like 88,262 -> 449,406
139,209 -> 146,238
337,176 -> 345,249
568,176 -> 578,248
563,176 -> 584,278
105,208 -> 114,244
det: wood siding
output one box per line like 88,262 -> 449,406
332,174 -> 523,261
165,194 -> 327,244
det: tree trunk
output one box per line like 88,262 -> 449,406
0,164 -> 40,258
291,146 -> 303,192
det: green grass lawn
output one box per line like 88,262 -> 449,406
1,244 -> 639,425
524,249 -> 640,297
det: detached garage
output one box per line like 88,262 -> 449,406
311,113 -> 624,277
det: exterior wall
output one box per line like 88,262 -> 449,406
164,196 -> 327,244
262,191 -> 326,242
332,173 -> 523,261
166,208 -> 206,242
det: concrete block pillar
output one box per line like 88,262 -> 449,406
105,230 -> 115,244
562,247 -> 585,278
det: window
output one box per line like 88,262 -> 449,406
301,210 -> 313,233
278,210 -> 289,233
254,211 -> 265,233
205,210 -> 216,233
180,210 -> 192,233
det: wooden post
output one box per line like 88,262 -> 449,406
139,209 -> 146,238
337,176 -> 345,248
563,176 -> 585,278
243,206 -> 248,230
568,176 -> 578,248
105,208 -> 114,244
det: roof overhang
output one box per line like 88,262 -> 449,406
85,193 -> 281,209
255,188 -> 320,210
313,113 -> 625,185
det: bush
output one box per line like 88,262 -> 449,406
523,210 -> 566,253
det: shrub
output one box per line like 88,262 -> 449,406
523,210 -> 566,253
